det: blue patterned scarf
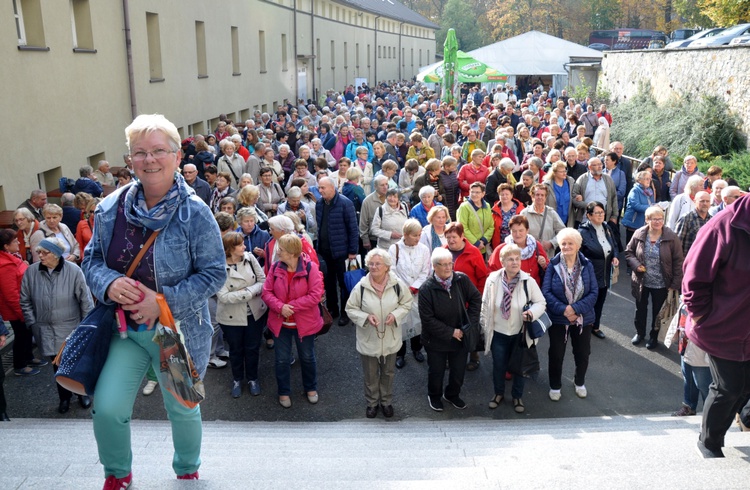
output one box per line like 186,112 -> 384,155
123,172 -> 187,231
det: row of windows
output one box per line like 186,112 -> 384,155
377,45 -> 430,65
15,0 -> 94,51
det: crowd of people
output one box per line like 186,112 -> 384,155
0,81 -> 749,487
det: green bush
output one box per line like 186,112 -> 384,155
610,83 -> 746,160
699,153 -> 750,191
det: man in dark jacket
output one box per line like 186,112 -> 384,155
182,164 -> 212,206
60,193 -> 80,235
684,194 -> 750,458
419,248 -> 481,412
316,177 -> 359,325
71,165 -> 103,197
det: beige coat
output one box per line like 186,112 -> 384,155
216,252 -> 267,325
345,271 -> 413,358
480,270 -> 547,354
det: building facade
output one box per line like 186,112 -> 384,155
1,0 -> 436,209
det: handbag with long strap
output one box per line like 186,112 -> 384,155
54,231 -> 159,396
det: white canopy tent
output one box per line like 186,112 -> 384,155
419,30 -> 603,94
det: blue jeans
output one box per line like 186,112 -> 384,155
490,332 -> 525,399
274,327 -> 317,396
220,312 -> 267,382
682,356 -> 712,411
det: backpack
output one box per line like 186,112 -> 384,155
59,177 -> 76,193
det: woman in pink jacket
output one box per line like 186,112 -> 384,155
262,234 -> 324,409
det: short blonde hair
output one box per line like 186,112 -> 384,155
645,205 -> 665,221
42,203 -> 63,217
402,218 -> 423,236
278,233 -> 303,257
426,205 -> 450,224
500,243 -> 522,261
236,185 -> 260,206
125,114 -> 180,153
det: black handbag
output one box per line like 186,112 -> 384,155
508,324 -> 540,378
458,289 -> 484,352
54,231 -> 159,396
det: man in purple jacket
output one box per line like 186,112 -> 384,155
683,194 -> 750,458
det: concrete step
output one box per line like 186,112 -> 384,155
0,416 -> 747,489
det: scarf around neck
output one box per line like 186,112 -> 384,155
123,171 -> 186,231
505,234 -> 538,260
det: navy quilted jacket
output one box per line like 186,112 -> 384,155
315,192 -> 358,259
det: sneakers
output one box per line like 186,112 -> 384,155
28,358 -> 49,367
14,366 -> 40,376
177,471 -> 199,480
248,380 -> 261,396
208,356 -> 227,369
575,385 -> 587,398
427,395 -> 444,412
142,380 -> 158,396
549,389 -> 562,401
102,472 -> 132,489
231,380 -> 242,399
442,395 -> 467,409
672,404 -> 696,417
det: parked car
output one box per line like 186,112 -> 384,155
689,23 -> 750,47
665,28 -> 725,48
670,29 -> 702,42
587,43 -> 611,51
729,34 -> 750,45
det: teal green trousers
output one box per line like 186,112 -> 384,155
92,330 -> 202,478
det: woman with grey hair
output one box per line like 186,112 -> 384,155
389,219 -> 431,369
20,237 -> 94,413
263,214 -> 319,275
345,248 -> 412,418
216,138 -> 246,188
371,189 -> 409,250
14,207 -> 40,263
542,228 -> 599,401
29,204 -> 81,263
482,243 -> 547,412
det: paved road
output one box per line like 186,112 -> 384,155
2,261 -> 687,423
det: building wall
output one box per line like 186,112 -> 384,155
599,46 -> 750,148
0,0 -> 436,210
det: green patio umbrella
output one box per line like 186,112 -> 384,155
442,29 -> 458,104
418,51 -> 508,87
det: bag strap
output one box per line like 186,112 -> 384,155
395,244 -> 400,265
126,230 -> 159,278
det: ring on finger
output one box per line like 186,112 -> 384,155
118,293 -> 123,300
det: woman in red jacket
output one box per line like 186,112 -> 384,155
488,215 -> 549,286
0,229 -> 47,376
490,183 -> 525,249
261,234 -> 324,409
458,149 -> 490,200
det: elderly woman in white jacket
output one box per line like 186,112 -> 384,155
481,243 -> 547,413
388,219 -> 431,369
217,232 -> 268,399
370,188 -> 409,250
345,248 -> 413,419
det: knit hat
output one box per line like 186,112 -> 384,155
38,238 -> 64,258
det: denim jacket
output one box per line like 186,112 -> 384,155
82,183 -> 226,374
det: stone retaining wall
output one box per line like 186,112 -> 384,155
599,45 -> 750,148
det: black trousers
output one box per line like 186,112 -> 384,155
0,355 -> 6,414
50,356 -> 73,402
318,249 -> 349,317
634,287 -> 668,339
10,320 -> 35,369
397,336 -> 422,357
700,355 -> 750,450
426,347 -> 468,398
592,287 -> 608,331
548,324 -> 592,390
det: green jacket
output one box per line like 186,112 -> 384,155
457,199 -> 493,253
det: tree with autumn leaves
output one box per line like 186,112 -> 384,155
407,0 -> 748,50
